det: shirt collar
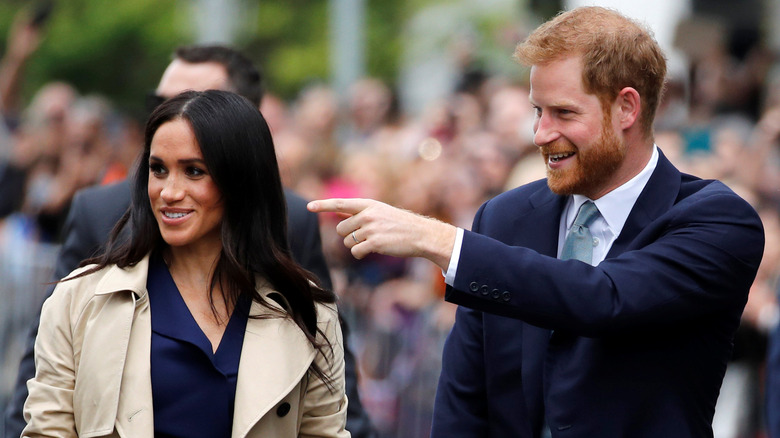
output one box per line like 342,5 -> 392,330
568,145 -> 659,235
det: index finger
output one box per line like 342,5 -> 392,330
307,198 -> 376,215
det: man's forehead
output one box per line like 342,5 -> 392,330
156,59 -> 230,98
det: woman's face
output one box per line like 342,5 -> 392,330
148,119 -> 224,253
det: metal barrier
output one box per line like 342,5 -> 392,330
0,214 -> 59,438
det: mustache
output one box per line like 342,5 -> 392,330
539,138 -> 577,156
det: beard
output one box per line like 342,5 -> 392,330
541,120 -> 626,197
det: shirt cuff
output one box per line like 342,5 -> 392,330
443,227 -> 464,286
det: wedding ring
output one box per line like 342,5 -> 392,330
352,231 -> 359,244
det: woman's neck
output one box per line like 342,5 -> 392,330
164,242 -> 222,298
164,244 -> 235,351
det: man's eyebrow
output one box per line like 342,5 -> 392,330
530,98 -> 583,110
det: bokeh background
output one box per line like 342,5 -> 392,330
2,0 -> 780,437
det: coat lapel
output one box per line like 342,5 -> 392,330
232,289 -> 316,438
76,256 -> 316,438
77,256 -> 154,437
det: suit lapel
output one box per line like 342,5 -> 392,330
518,184 -> 565,425
607,150 -> 681,258
232,294 -> 316,438
516,150 -> 683,260
526,185 -> 568,257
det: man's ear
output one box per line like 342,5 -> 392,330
616,87 -> 641,130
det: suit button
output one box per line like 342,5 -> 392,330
470,282 -> 479,292
502,291 -> 511,301
480,285 -> 489,296
277,402 -> 291,417
491,289 -> 500,299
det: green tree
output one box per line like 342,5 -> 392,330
0,0 -> 186,119
241,0 -> 404,100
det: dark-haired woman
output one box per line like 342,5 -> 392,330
23,90 -> 350,438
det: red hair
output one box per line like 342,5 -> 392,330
514,7 -> 667,138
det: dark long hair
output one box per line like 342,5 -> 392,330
82,90 -> 336,383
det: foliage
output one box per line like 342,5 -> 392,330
0,0 -> 186,120
241,0 -> 404,99
0,0 -> 523,116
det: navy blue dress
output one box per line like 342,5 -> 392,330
147,254 -> 250,438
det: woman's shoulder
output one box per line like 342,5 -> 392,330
40,264 -> 117,328
52,264 -> 112,301
253,280 -> 340,329
314,300 -> 339,326
49,258 -> 150,312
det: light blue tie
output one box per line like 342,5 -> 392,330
561,201 -> 600,264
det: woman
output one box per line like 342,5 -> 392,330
23,90 -> 350,437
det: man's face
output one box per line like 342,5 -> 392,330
156,59 -> 230,100
529,55 -> 626,199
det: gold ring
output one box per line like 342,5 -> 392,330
352,231 -> 359,244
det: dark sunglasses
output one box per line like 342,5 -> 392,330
145,92 -> 167,114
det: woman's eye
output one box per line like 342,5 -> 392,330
186,167 -> 206,177
149,163 -> 166,176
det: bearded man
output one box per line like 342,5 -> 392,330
308,6 -> 765,438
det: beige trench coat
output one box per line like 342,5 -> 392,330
22,255 -> 350,438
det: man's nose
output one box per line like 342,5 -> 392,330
533,113 -> 560,146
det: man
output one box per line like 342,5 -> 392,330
5,45 -> 376,438
308,7 -> 764,438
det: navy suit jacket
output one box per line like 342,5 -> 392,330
5,180 -> 377,438
767,306 -> 780,438
432,151 -> 764,438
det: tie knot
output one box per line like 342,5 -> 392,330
573,201 -> 599,228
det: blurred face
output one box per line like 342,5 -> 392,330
156,59 -> 230,100
530,56 -> 626,199
148,119 -> 224,253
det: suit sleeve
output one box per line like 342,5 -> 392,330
448,188 -> 765,336
56,189 -> 104,280
299,304 -> 350,438
767,314 -> 780,438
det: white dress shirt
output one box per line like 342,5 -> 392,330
445,146 -> 659,284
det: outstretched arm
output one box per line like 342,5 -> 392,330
0,10 -> 43,115
307,198 -> 458,271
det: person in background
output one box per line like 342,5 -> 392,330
0,6 -> 46,218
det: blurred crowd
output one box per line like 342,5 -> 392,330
2,6 -> 780,438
